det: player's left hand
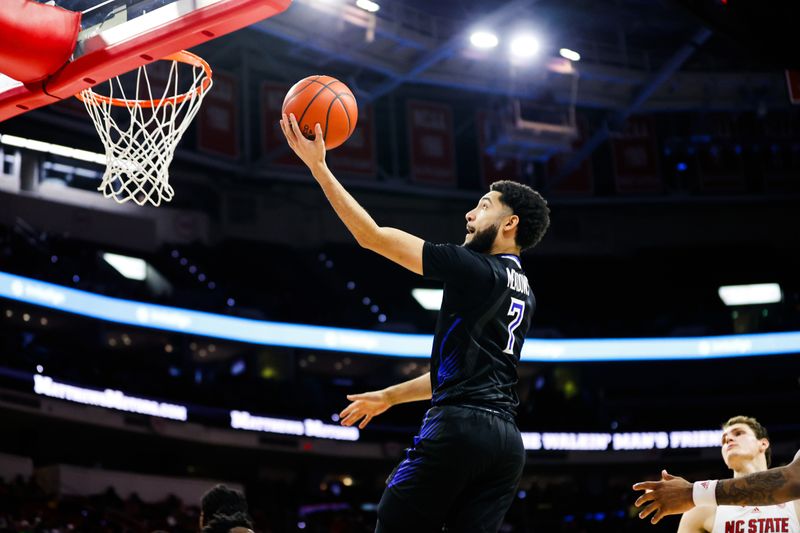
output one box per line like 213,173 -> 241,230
338,390 -> 391,430
632,470 -> 694,524
280,113 -> 326,169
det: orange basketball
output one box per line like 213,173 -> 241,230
282,75 -> 358,150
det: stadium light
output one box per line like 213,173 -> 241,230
103,253 -> 147,281
412,288 -> 443,310
718,283 -> 782,306
355,0 -> 379,13
509,34 -> 541,59
559,48 -> 581,61
470,30 -> 499,49
0,133 -> 106,165
5,270 -> 800,361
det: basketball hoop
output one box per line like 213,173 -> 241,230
76,50 -> 213,206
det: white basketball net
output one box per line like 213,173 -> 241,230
78,52 -> 212,207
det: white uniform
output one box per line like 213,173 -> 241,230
712,503 -> 800,533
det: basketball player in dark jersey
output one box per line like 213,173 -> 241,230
281,114 -> 551,532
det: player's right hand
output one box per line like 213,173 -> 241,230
339,390 -> 391,429
280,113 -> 326,170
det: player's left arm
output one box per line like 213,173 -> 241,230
280,113 -> 423,275
635,450 -> 800,524
715,448 -> 800,506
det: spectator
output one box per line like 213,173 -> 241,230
200,484 -> 250,530
201,511 -> 254,533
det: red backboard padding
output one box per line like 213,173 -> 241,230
0,0 -> 80,83
0,0 -> 291,122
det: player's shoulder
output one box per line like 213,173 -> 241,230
425,241 -> 470,254
427,242 -> 492,263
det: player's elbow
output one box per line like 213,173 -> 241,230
787,462 -> 800,500
356,227 -> 383,251
789,478 -> 800,501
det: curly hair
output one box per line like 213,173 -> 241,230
723,415 -> 771,467
201,511 -> 254,533
201,484 -> 248,523
489,180 -> 550,251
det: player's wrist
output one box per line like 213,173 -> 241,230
692,480 -> 718,507
376,387 -> 393,407
309,160 -> 329,176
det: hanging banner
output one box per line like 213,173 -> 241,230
327,104 -> 376,179
476,110 -> 522,189
197,70 -> 239,158
260,81 -> 302,167
612,115 -> 661,194
407,100 -> 456,186
545,114 -> 593,196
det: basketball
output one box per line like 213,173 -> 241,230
281,75 -> 358,150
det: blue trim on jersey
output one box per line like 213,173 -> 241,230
437,318 -> 462,386
499,254 -> 522,268
439,317 -> 462,357
437,347 -> 460,385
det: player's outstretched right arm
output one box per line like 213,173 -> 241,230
280,113 -> 424,275
633,450 -> 800,524
339,372 -> 432,429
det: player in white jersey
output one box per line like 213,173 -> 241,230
675,417 -> 800,533
634,450 -> 800,524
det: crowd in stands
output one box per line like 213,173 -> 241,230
0,470 -> 690,533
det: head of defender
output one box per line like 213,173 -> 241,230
721,415 -> 771,471
463,180 -> 550,255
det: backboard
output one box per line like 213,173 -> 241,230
0,0 -> 291,122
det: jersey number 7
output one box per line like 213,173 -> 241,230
504,297 -> 525,355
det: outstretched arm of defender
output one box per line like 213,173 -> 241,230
633,450 -> 800,524
339,372 -> 432,429
714,449 -> 800,506
280,113 -> 424,275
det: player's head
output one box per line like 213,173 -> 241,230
200,511 -> 254,533
721,416 -> 771,470
200,485 -> 248,528
463,180 -> 550,254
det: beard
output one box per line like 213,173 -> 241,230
463,223 -> 499,254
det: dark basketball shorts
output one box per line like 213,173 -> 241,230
376,405 -> 525,533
